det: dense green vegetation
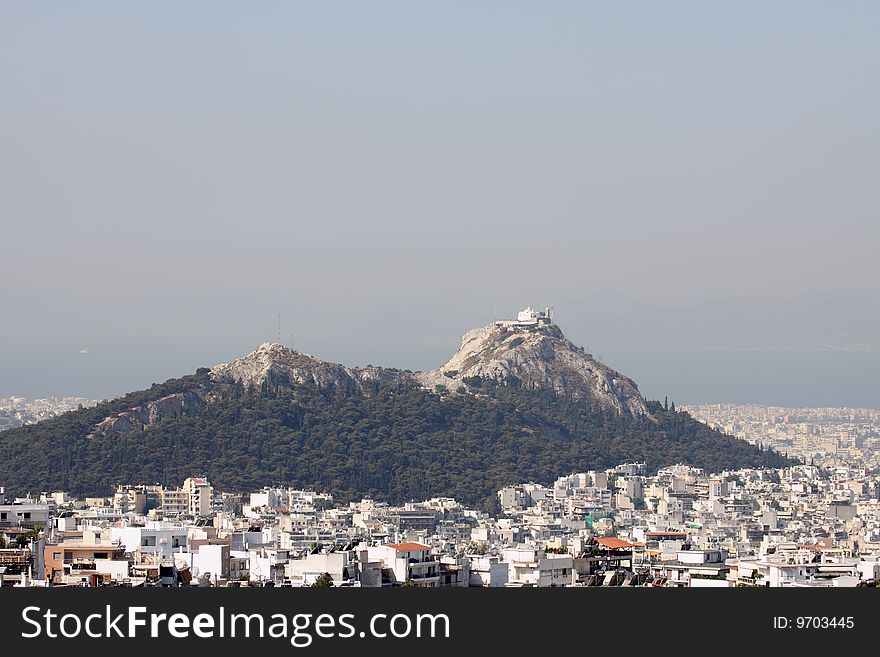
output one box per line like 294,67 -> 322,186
0,372 -> 795,507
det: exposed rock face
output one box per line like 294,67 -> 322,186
209,342 -> 413,391
89,316 -> 649,439
87,389 -> 204,439
212,321 -> 648,418
210,342 -> 357,390
348,365 -> 413,387
417,323 -> 650,417
211,321 -> 649,418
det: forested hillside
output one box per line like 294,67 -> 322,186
0,371 -> 795,508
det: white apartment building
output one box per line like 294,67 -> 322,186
183,477 -> 213,517
367,542 -> 440,587
185,543 -> 230,584
653,549 -> 731,588
502,547 -> 575,587
468,555 -> 509,587
160,487 -> 187,515
246,547 -> 289,584
735,553 -> 861,587
284,551 -> 354,586
0,501 -> 50,527
111,524 -> 189,561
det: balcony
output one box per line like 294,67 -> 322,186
407,557 -> 437,565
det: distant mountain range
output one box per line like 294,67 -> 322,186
0,313 -> 794,506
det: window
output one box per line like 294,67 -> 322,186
0,513 -> 6,520
94,552 -> 108,560
23,512 -> 31,519
53,552 -> 61,560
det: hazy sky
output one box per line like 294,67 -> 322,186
1,2 -> 878,406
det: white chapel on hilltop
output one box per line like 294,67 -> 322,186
495,306 -> 553,328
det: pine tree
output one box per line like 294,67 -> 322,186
311,572 -> 334,588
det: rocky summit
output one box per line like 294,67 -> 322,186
417,321 -> 649,417
77,309 -> 652,442
210,310 -> 649,418
0,306 -> 795,502
209,342 -> 411,392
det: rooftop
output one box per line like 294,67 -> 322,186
595,537 -> 634,550
386,542 -> 431,552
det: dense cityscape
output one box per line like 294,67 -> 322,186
2,456 -> 879,588
684,404 -> 880,470
0,397 -> 99,432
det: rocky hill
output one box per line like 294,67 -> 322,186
210,342 -> 412,392
210,317 -> 649,418
418,322 -> 649,417
0,313 -> 796,504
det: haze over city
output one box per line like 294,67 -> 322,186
2,2 -> 878,406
